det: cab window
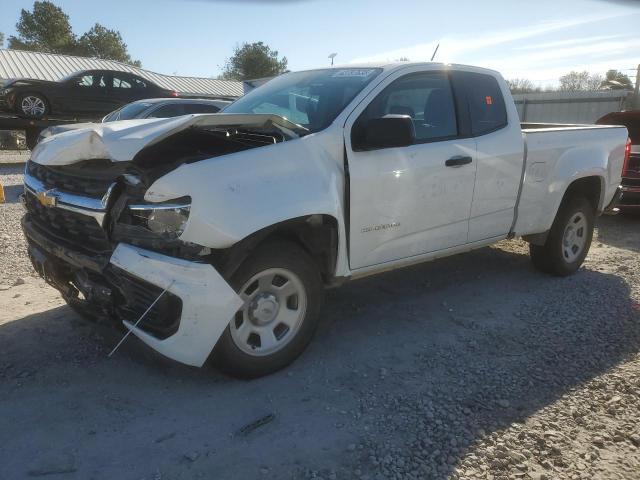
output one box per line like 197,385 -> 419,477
355,72 -> 458,144
75,74 -> 107,88
77,75 -> 94,87
113,75 -> 133,89
456,72 -> 507,135
131,76 -> 148,90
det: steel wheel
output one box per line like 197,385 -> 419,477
20,95 -> 47,117
530,195 -> 594,277
562,212 -> 587,263
230,268 -> 307,357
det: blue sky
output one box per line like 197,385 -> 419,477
1,0 -> 639,86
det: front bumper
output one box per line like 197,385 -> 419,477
22,215 -> 242,367
0,91 -> 15,111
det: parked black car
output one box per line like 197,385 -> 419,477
0,69 -> 179,119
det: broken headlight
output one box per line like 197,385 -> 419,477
127,197 -> 191,239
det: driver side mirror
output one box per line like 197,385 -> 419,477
357,115 -> 415,150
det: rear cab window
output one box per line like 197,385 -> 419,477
455,72 -> 507,136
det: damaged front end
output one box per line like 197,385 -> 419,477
21,114 -> 295,366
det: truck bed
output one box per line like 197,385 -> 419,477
514,123 -> 628,237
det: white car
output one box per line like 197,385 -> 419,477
22,63 -> 627,377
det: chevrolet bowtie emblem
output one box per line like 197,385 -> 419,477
37,189 -> 58,208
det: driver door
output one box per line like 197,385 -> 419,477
65,72 -> 110,114
345,69 -> 478,270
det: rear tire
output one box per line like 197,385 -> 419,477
213,240 -> 324,378
529,196 -> 594,276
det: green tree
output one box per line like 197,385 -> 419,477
8,1 -> 76,54
221,42 -> 287,81
601,69 -> 633,90
0,32 -> 5,48
8,1 -> 140,66
77,24 -> 141,67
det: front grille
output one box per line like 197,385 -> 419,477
27,161 -> 116,198
109,266 -> 182,339
24,193 -> 111,253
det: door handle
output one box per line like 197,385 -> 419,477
445,156 -> 472,167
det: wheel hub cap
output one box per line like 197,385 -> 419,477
249,293 -> 280,326
230,268 -> 307,357
22,96 -> 45,116
562,212 -> 587,262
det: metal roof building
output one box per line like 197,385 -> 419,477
0,49 -> 244,99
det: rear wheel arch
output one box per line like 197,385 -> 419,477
524,176 -> 603,246
560,175 -> 604,213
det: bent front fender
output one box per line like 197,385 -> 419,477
110,243 -> 243,367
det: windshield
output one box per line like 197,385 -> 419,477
103,102 -> 153,122
223,68 -> 382,133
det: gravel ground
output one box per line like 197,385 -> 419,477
0,164 -> 35,287
1,165 -> 639,480
0,150 -> 30,165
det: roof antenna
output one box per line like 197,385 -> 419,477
430,44 -> 440,62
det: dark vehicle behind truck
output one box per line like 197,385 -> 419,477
1,69 -> 179,119
0,114 -> 82,150
597,111 -> 640,211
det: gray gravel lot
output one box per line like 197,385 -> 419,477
1,165 -> 639,479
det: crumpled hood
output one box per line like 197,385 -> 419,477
38,122 -> 99,141
30,113 -> 302,166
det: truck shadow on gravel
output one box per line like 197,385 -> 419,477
0,243 -> 638,479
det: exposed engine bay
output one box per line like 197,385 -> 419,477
21,116 -> 295,352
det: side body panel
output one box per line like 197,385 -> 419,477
467,77 -> 525,242
469,126 -> 524,241
346,137 -> 478,269
514,125 -> 627,236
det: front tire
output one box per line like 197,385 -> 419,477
213,240 -> 324,378
529,196 -> 595,276
17,93 -> 48,118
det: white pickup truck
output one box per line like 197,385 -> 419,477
22,63 -> 628,377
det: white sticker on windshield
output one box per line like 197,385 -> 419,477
331,69 -> 376,78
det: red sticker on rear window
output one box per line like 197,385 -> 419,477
485,96 -> 493,105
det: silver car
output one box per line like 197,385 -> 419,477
38,97 -> 232,142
